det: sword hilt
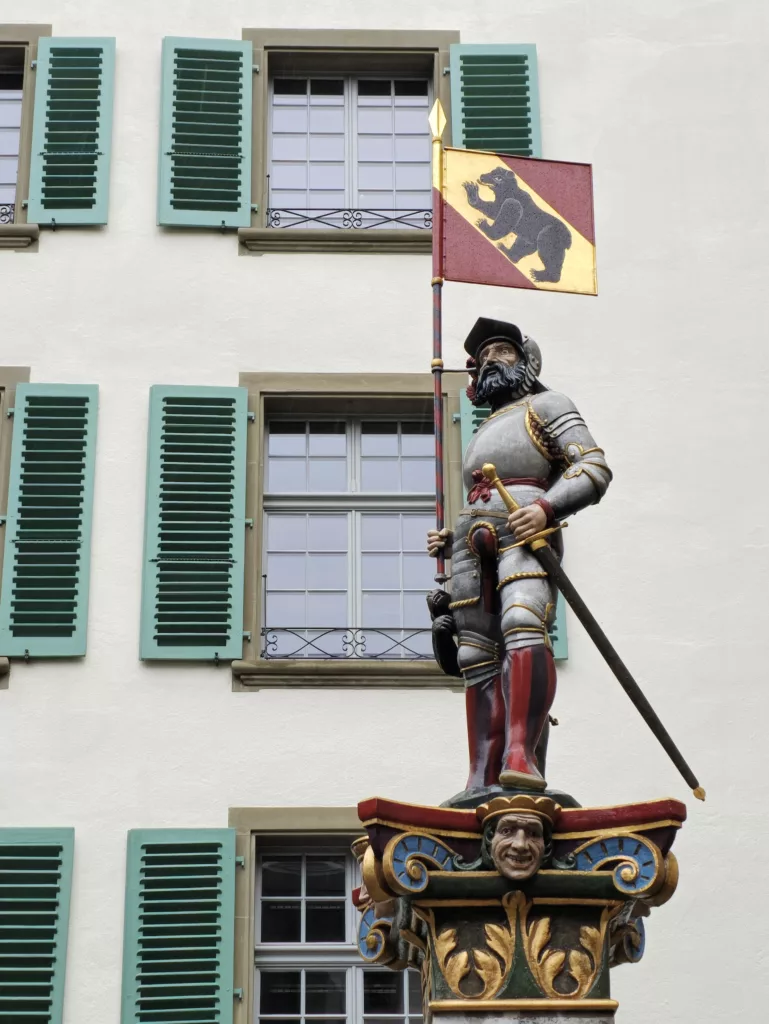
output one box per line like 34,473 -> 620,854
481,463 -> 562,551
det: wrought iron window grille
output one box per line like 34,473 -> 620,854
266,207 -> 432,230
0,204 -> 14,225
261,626 -> 433,661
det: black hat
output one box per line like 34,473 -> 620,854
463,317 -> 525,362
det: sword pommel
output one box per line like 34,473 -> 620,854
481,463 -> 521,512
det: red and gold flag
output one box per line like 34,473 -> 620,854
433,146 -> 597,296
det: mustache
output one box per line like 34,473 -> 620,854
475,359 -> 530,405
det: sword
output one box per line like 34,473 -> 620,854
482,462 -> 706,802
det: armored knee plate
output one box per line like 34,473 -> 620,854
456,630 -> 500,685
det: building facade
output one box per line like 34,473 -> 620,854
0,2 -> 765,1023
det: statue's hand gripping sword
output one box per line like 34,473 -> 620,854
482,463 -> 706,801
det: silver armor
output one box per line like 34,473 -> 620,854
451,390 -> 612,684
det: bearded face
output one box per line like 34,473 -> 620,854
489,812 -> 546,880
474,340 -> 534,409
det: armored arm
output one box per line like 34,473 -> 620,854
530,392 -> 613,521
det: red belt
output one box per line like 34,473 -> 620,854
467,471 -> 548,505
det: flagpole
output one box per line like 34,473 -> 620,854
429,101 -> 448,584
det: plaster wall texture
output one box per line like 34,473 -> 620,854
0,0 -> 765,1021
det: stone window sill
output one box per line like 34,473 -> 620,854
0,223 -> 39,251
231,658 -> 459,690
238,228 -> 432,255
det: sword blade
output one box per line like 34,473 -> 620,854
533,542 -> 703,796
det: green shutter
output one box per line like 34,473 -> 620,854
140,386 -> 248,660
158,37 -> 253,228
457,391 -> 567,659
449,43 -> 541,157
0,827 -> 74,1024
121,829 -> 236,1024
27,37 -> 116,225
0,384 -> 98,657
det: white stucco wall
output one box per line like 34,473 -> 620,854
0,0 -> 765,1020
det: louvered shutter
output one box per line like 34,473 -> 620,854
27,37 -> 116,225
458,391 -> 567,659
140,386 -> 248,660
0,828 -> 74,1024
121,829 -> 236,1024
0,384 -> 98,657
449,44 -> 541,157
158,37 -> 253,228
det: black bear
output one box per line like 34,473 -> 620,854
463,167 -> 572,283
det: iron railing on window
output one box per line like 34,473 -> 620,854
0,204 -> 14,225
266,208 -> 432,230
261,626 -> 433,661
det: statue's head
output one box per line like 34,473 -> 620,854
463,317 -> 543,409
476,795 -> 559,881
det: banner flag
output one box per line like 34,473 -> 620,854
434,147 -> 597,296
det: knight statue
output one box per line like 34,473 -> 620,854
427,317 -> 612,801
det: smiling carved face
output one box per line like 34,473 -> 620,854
489,812 -> 546,881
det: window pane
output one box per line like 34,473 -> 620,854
358,80 -> 392,97
308,458 -> 347,492
273,136 -> 308,161
310,107 -> 345,133
269,459 -> 308,493
402,553 -> 434,591
401,515 -> 435,551
266,593 -> 306,628
361,423 -> 398,456
261,972 -> 301,1014
308,421 -> 347,455
274,79 -> 307,96
266,554 -> 306,591
394,80 -> 428,97
307,591 -> 347,628
361,592 -> 401,628
308,515 -> 348,551
306,856 -> 346,896
307,553 -> 347,590
261,902 -> 302,942
261,856 -> 302,896
311,78 -> 344,96
394,109 -> 429,134
306,901 -> 346,943
362,554 -> 400,591
400,459 -> 434,493
358,136 -> 394,161
0,129 -> 20,157
395,164 -> 430,191
306,971 -> 347,1013
408,970 -> 423,1012
361,459 -> 400,492
310,163 -> 346,190
268,422 -> 307,455
401,423 -> 433,453
403,593 -> 431,630
364,971 -> 404,1014
310,135 -> 346,161
361,515 -> 401,552
273,107 -> 309,133
268,515 -> 307,552
359,164 -> 394,190
395,136 -> 430,162
358,108 -> 393,134
271,164 -> 309,190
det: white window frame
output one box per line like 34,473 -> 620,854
253,839 -> 423,1024
266,74 -> 433,226
0,45 -> 25,220
262,414 -> 435,639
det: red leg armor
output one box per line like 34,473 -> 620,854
464,674 -> 505,791
499,645 -> 557,790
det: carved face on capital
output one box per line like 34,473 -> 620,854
490,812 -> 546,880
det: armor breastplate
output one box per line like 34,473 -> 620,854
463,404 -> 552,493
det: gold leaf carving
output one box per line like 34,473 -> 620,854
579,924 -> 602,965
540,948 -> 567,992
484,923 -> 514,975
473,948 -> 502,999
567,949 -> 593,997
435,926 -> 458,965
528,916 -> 551,962
444,949 -> 471,993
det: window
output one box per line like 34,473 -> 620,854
263,417 -> 436,660
0,46 -> 23,224
267,77 -> 432,231
255,840 -> 423,1024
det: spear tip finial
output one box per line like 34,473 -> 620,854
428,99 -> 447,141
